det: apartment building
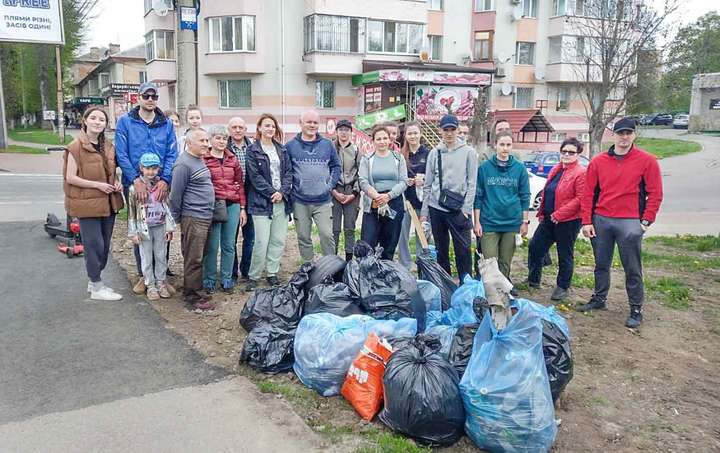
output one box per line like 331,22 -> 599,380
142,0 -> 616,146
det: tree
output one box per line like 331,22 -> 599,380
660,12 -> 720,113
626,45 -> 662,114
567,0 -> 679,156
468,86 -> 489,158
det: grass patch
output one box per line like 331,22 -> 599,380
9,127 -> 73,145
646,277 -> 692,309
571,272 -> 595,289
357,432 -> 432,453
0,145 -> 48,154
642,252 -> 720,272
601,137 -> 702,159
646,235 -> 720,252
116,207 -> 128,221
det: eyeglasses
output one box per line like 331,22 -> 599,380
141,93 -> 159,101
560,149 -> 579,155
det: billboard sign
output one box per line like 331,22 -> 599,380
414,85 -> 479,121
0,0 -> 64,45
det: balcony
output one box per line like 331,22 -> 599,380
201,52 -> 265,75
546,62 -> 602,83
304,0 -> 426,22
303,53 -> 364,76
146,59 -> 176,83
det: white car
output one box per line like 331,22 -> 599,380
528,170 -> 546,211
672,113 -> 689,129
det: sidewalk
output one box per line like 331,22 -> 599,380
0,144 -> 64,174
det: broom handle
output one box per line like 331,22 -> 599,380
405,201 -> 429,251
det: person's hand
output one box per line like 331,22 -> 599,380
582,225 -> 596,238
640,221 -> 649,232
165,232 -> 173,242
240,209 -> 248,226
342,194 -> 356,205
406,177 -> 415,187
133,178 -> 148,203
113,180 -> 123,192
520,222 -> 529,238
332,190 -> 344,202
271,191 -> 283,203
550,214 -> 558,224
130,234 -> 140,245
374,193 -> 390,206
155,180 -> 169,201
474,223 -> 483,239
95,182 -> 115,194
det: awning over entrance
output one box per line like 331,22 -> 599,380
492,109 -> 555,143
70,97 -> 106,108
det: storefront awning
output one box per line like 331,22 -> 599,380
70,97 -> 106,107
493,109 -> 554,133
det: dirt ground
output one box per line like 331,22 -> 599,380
111,222 -> 720,452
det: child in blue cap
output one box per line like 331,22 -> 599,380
127,152 -> 177,301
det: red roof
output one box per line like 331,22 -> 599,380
492,109 -> 554,133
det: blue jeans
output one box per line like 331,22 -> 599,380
202,202 -> 241,288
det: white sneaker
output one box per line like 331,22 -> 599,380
90,287 -> 123,301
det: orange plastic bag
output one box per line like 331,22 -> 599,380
341,332 -> 394,421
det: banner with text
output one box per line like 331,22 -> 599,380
0,0 -> 64,45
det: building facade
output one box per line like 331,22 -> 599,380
143,0 -> 614,146
689,72 -> 720,132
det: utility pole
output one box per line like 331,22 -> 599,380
0,52 -> 7,149
176,0 -> 198,120
56,45 -> 65,144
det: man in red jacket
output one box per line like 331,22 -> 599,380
577,117 -> 663,328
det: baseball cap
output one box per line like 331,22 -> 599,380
139,82 -> 158,95
439,114 -> 459,129
336,119 -> 353,130
139,152 -> 161,168
613,117 -> 636,133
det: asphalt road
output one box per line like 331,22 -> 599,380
0,173 -> 65,222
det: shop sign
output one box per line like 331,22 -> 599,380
414,85 -> 479,121
355,104 -> 406,130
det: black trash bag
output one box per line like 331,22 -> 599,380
343,241 -> 417,320
239,324 -> 295,374
305,282 -> 364,317
448,323 -> 480,377
542,319 -> 574,403
416,251 -> 457,311
379,334 -> 466,447
239,262 -> 313,332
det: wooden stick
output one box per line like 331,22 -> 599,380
405,200 -> 429,251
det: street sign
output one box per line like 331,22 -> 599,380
0,0 -> 65,45
180,6 -> 197,30
43,110 -> 56,121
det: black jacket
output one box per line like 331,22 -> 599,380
246,140 -> 293,217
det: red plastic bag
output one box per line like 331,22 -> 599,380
341,332 -> 393,420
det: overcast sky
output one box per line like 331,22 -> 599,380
82,0 -> 717,54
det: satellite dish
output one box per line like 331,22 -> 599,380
153,0 -> 169,16
501,82 -> 513,96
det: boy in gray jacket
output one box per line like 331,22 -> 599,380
420,114 -> 478,280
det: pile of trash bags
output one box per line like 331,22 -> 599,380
237,247 -> 574,451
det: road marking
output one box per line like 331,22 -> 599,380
0,201 -> 63,205
0,173 -> 62,178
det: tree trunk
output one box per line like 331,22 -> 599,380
38,46 -> 53,131
469,87 -> 489,159
589,119 -> 605,157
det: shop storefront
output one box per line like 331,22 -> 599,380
102,83 -> 140,129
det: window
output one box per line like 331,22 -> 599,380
208,16 -> 255,52
473,31 -> 493,60
550,133 -> 567,143
428,35 -> 442,61
522,0 -> 538,17
367,20 -> 424,54
219,80 -> 251,108
515,42 -> 535,64
98,72 -> 110,89
144,0 -> 172,15
548,37 -> 562,63
315,81 -> 335,108
514,87 -> 534,108
88,78 -> 99,96
556,86 -> 570,111
304,15 -> 365,53
474,0 -> 493,11
144,0 -> 152,14
139,71 -> 147,84
427,0 -> 443,10
145,30 -> 175,61
578,132 -> 590,142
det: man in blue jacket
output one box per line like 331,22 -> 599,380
285,110 -> 341,262
115,82 -> 179,292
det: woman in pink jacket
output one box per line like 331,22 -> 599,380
527,137 -> 586,301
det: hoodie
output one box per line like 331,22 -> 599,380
474,155 -> 530,233
115,106 -> 178,186
421,141 -> 478,216
285,133 -> 341,204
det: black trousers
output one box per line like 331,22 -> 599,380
360,196 -> 404,260
232,214 -> 255,280
78,214 -> 116,282
528,219 -> 581,289
429,207 -> 473,280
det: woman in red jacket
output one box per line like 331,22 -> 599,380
202,124 -> 247,293
527,137 -> 586,301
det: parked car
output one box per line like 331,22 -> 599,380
528,170 -> 546,211
672,113 -> 689,129
645,113 -> 673,126
522,151 -> 590,177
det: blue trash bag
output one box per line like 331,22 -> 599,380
440,275 -> 486,327
417,280 -> 442,313
293,313 -> 416,396
425,324 -> 458,359
460,302 -> 557,453
515,298 -> 570,340
426,310 -> 443,329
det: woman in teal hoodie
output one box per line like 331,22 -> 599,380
473,130 -> 530,279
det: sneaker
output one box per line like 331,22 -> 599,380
192,300 -> 215,311
521,279 -> 541,289
509,288 -> 519,298
625,306 -> 643,328
245,280 -> 258,292
165,282 -> 177,295
133,278 -> 146,295
221,280 -> 235,294
576,298 -> 607,312
90,287 -> 123,301
550,286 -> 569,301
158,283 -> 172,299
267,276 -> 280,287
87,281 -> 101,293
147,286 -> 160,301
